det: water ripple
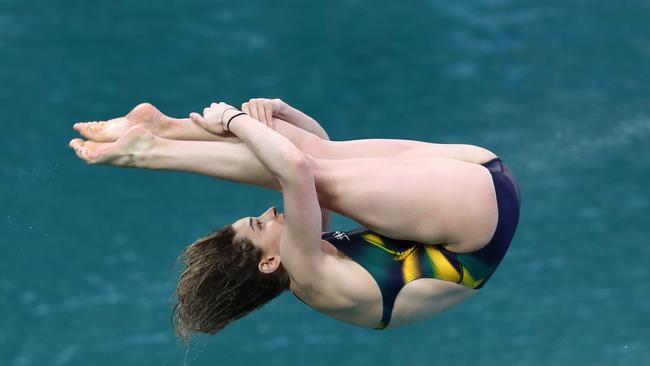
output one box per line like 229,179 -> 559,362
54,345 -> 79,365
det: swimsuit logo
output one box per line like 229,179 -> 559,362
332,231 -> 351,242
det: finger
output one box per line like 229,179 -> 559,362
190,113 -> 208,131
189,112 -> 205,124
249,102 -> 260,121
264,103 -> 274,129
256,104 -> 267,126
241,102 -> 250,115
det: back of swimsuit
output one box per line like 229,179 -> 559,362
301,158 -> 521,329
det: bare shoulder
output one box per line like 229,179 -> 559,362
289,252 -> 385,328
290,253 -> 369,309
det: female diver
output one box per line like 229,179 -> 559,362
69,99 -> 520,338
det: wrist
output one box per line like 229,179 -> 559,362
278,104 -> 297,121
223,109 -> 245,131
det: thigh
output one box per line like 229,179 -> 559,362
292,133 -> 496,164
312,157 -> 498,248
268,120 -> 497,163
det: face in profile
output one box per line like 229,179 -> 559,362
174,206 -> 291,339
232,206 -> 285,273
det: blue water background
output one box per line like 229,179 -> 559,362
1,1 -> 649,365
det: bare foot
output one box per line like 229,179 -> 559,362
73,103 -> 173,142
69,125 -> 157,167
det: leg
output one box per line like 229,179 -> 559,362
69,128 -> 498,250
73,103 -> 230,142
74,104 -> 496,163
72,103 -> 413,156
309,156 -> 499,251
305,139 -> 497,163
69,126 -> 280,190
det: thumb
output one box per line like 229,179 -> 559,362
189,112 -> 206,126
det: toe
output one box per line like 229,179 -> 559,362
69,138 -> 89,161
80,140 -> 100,163
69,138 -> 103,164
69,138 -> 85,149
74,122 -> 93,138
75,121 -> 114,142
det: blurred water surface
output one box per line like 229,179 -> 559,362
1,0 -> 649,365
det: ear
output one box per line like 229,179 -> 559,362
258,255 -> 281,274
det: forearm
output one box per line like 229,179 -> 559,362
157,118 -> 331,231
160,114 -> 322,150
158,113 -> 320,143
224,110 -> 307,182
157,117 -> 236,142
277,105 -> 329,140
275,107 -> 331,230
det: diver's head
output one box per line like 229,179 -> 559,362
173,206 -> 289,341
231,206 -> 286,273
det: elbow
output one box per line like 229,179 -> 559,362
279,150 -> 313,182
284,150 -> 311,173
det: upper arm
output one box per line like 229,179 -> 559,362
278,155 -> 325,289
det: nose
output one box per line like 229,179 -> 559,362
262,206 -> 277,219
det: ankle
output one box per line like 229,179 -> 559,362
132,133 -> 164,169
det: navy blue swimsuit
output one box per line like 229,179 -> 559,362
294,158 -> 521,329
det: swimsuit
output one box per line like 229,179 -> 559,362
293,157 -> 521,329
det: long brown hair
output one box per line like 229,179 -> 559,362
173,225 -> 290,342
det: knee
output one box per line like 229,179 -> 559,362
295,133 -> 332,156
